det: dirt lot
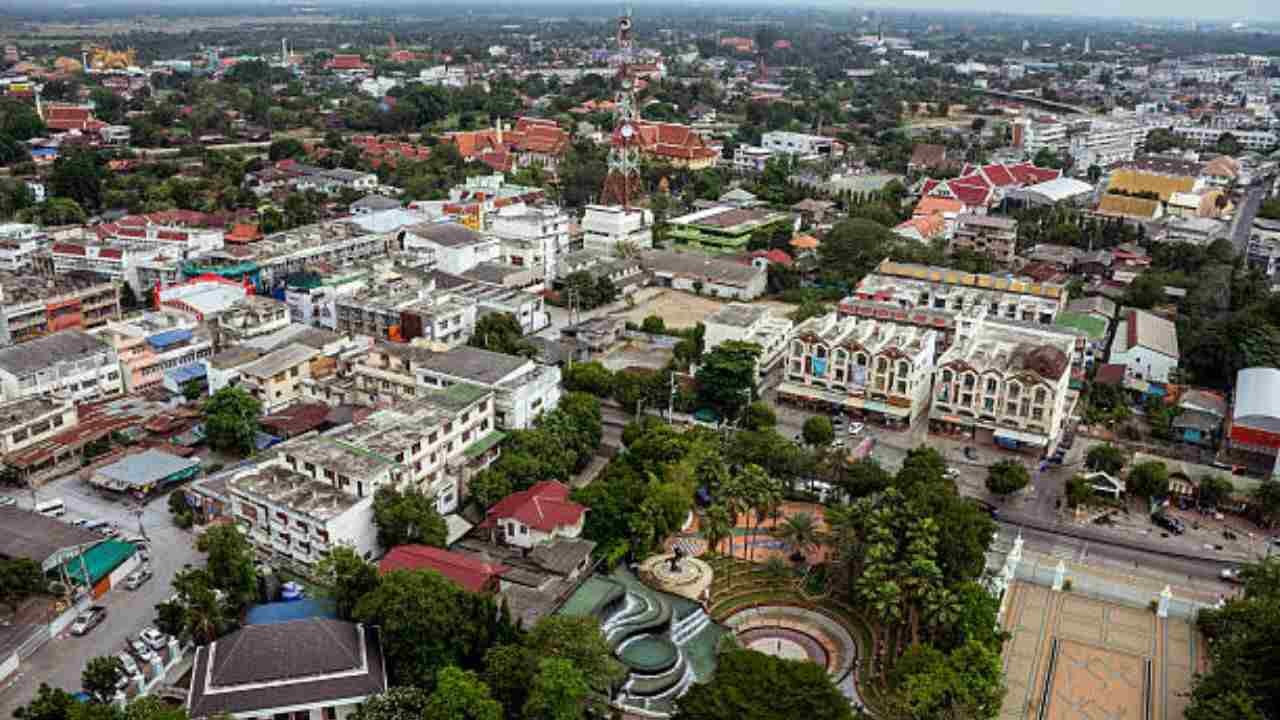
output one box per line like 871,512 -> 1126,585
615,290 -> 798,330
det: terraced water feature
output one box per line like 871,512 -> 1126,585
558,568 -> 727,716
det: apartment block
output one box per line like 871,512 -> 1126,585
949,214 -> 1019,265
95,311 -> 213,392
0,272 -> 120,346
0,330 -> 122,403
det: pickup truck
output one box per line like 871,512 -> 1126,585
70,606 -> 107,636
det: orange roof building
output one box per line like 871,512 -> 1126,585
790,234 -> 820,251
912,196 -> 965,218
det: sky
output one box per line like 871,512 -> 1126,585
847,0 -> 1276,22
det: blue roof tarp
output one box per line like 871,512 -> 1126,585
166,364 -> 207,384
147,328 -> 194,351
244,598 -> 337,626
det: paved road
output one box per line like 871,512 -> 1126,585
1231,182 -> 1266,255
0,476 -> 201,717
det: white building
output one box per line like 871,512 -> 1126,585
1172,126 -> 1277,152
1013,116 -> 1069,156
732,145 -> 776,173
702,303 -> 794,379
1066,117 -> 1145,168
412,345 -> 562,430
490,204 -> 572,284
581,205 -> 654,254
0,330 -> 122,403
401,222 -> 501,275
0,224 -> 45,271
419,65 -> 470,88
1108,308 -> 1179,384
480,480 -> 586,550
778,313 -> 939,428
761,131 -> 842,160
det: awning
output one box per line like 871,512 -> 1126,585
993,428 -> 1049,447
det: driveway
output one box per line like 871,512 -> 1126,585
0,476 -> 202,716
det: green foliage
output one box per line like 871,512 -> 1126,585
13,684 -> 75,720
0,557 -> 46,613
887,639 -> 1005,719
741,401 -> 777,431
168,488 -> 194,528
1128,460 -> 1170,499
1086,443 -> 1125,474
203,387 -> 262,456
522,658 -> 590,720
353,686 -> 431,720
81,656 -> 125,703
1260,198 -> 1280,222
171,567 -> 233,643
561,362 -> 614,397
0,99 -> 46,140
985,460 -> 1030,496
372,486 -> 448,550
674,647 -> 853,720
314,545 -> 381,621
424,667 -> 503,720
268,138 -> 306,161
641,314 -> 666,334
196,524 -> 257,604
801,415 -> 834,446
695,340 -> 761,417
818,217 -> 899,280
468,469 -> 515,512
50,149 -> 104,211
469,313 -> 536,358
557,271 -> 617,310
153,600 -> 188,639
1065,475 -> 1095,509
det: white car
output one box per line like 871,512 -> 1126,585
129,638 -> 156,664
831,438 -> 846,449
0,496 -> 16,507
943,467 -> 961,481
116,652 -> 141,677
139,627 -> 168,652
848,422 -> 865,436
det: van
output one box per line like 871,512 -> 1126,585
35,498 -> 65,517
82,519 -> 107,531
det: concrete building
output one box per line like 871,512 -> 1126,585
233,344 -> 321,413
0,330 -> 122,402
0,223 -> 46,271
401,222 -> 501,275
581,205 -> 654,255
215,296 -> 292,346
490,204 -> 572,284
94,311 -> 213,392
411,345 -> 562,430
666,205 -> 793,254
1012,116 -> 1069,157
761,131 -> 842,161
1172,126 -> 1277,151
1108,308 -> 1180,384
333,282 -> 476,348
930,321 -> 1077,453
640,249 -> 768,300
702,303 -> 794,378
0,397 -> 77,459
479,481 -> 586,551
0,272 -> 120,346
949,214 -> 1019,264
777,313 -> 939,428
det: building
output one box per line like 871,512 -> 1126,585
1012,116 -> 1069,157
379,545 -> 508,593
1173,388 -> 1227,447
410,345 -> 561,430
1228,368 -> 1280,461
0,224 -> 46,271
89,448 -> 201,495
0,397 -> 77,460
0,272 -> 120,346
431,271 -> 549,335
91,220 -> 224,258
761,131 -> 842,161
778,313 -> 939,427
231,344 -> 321,413
401,222 -> 501,275
0,505 -> 103,573
95,312 -> 213,392
640,249 -> 768,301
732,145 -> 775,173
581,205 -> 654,254
0,330 -> 122,402
1108,308 -> 1179,384
1247,218 -> 1280,278
917,162 -> 1062,213
1007,177 -> 1096,208
490,204 -> 572,284
949,214 -> 1019,264
702,303 -> 794,378
215,296 -> 292,346
333,280 -> 476,348
666,206 -> 793,254
930,321 -> 1077,453
186,619 -> 387,720
1064,116 -> 1146,168
157,276 -> 254,323
620,121 -> 718,169
479,481 -> 586,550
1172,126 -> 1277,152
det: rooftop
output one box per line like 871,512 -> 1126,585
239,344 -> 321,380
93,449 -> 200,490
0,271 -> 116,307
0,505 -> 102,564
413,345 -> 531,386
228,464 -> 363,521
640,249 -> 765,289
379,545 -> 509,593
704,302 -> 771,328
0,397 -> 70,432
0,330 -> 112,376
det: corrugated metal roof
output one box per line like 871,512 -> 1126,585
147,328 -> 194,351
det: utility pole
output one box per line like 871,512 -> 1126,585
668,370 -> 677,422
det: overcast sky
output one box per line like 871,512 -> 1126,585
850,0 -> 1276,22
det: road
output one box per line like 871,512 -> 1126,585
0,475 -> 201,717
1230,182 -> 1266,255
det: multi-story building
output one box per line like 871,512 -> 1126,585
1012,116 -> 1069,156
667,205 -> 794,254
430,272 -> 549,335
0,397 -> 77,458
94,311 -> 213,392
214,296 -> 292,346
838,259 -> 1068,348
761,131 -> 842,161
732,145 -> 775,173
1108,308 -> 1180,384
949,214 -> 1019,264
401,222 -> 502,276
1247,218 -> 1280,278
0,272 -> 120,346
333,283 -> 476,347
233,344 -> 322,413
411,345 -> 561,430
1170,126 -> 1277,152
778,313 -> 939,427
581,205 -> 654,255
640,249 -> 768,300
703,303 -> 794,379
90,220 -> 224,258
0,224 -> 46,271
0,330 -> 123,402
1065,116 -> 1145,168
929,321 -> 1077,453
490,204 -> 572,284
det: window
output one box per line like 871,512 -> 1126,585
985,378 -> 997,393
520,525 -> 528,535
1035,388 -> 1047,403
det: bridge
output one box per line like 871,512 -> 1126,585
972,88 -> 1093,116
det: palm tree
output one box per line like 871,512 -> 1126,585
703,504 -> 732,558
776,512 -> 819,564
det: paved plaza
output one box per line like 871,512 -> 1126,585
999,582 -> 1200,720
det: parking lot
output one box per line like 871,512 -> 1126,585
0,474 -> 201,716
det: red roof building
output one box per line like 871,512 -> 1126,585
612,121 -> 718,169
42,104 -> 103,133
326,54 -> 369,71
379,545 -> 509,593
480,481 -> 587,550
919,161 -> 1061,212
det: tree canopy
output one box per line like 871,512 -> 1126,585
674,647 -> 853,720
203,386 -> 262,456
372,486 -> 449,550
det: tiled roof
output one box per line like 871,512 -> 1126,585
481,480 -> 586,533
1097,194 -> 1161,219
378,545 -> 509,593
1107,169 -> 1195,202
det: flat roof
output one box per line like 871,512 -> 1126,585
0,330 -> 111,376
239,344 -> 321,380
95,449 -> 201,488
0,505 -> 102,564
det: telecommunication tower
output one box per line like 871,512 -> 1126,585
600,7 -> 644,208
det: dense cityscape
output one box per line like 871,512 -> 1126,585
0,3 -> 1279,720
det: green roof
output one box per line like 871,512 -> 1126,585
463,430 -> 507,458
1055,312 -> 1108,340
62,539 -> 137,585
423,383 -> 491,411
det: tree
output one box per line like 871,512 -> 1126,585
674,647 -> 853,720
196,524 -> 256,604
268,138 -> 306,161
819,217 -> 898,280
985,460 -> 1030,496
483,645 -> 536,720
469,313 -> 536,358
14,684 -> 76,720
353,686 -> 432,720
123,697 -> 189,720
1216,132 -> 1242,156
0,99 -> 46,140
167,488 -> 194,528
314,546 -> 381,621
203,386 -> 262,456
521,616 -> 624,693
1128,460 -> 1170,499
802,416 -> 834,447
741,401 -> 777,431
702,504 -> 732,557
372,486 -> 448,550
0,557 -> 46,613
1065,475 -> 1095,509
424,667 -> 503,720
776,512 -> 819,561
561,362 -> 614,397
153,600 -> 188,639
641,314 -> 666,334
1197,475 -> 1235,508
1254,478 -> 1280,526
1086,443 -> 1125,474
82,656 -> 126,703
468,469 -> 514,512
354,570 -> 501,687
49,149 -> 103,211
522,658 -> 590,720
695,340 -> 761,418
887,639 -> 1005,719
837,458 -> 892,500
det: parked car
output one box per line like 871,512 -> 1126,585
1220,567 -> 1243,584
848,422 -> 865,436
139,627 -> 168,652
129,638 -> 156,664
0,496 -> 16,507
125,567 -> 153,590
70,606 -> 107,636
943,467 -> 961,481
116,652 -> 141,678
1152,513 -> 1185,535
830,438 -> 845,449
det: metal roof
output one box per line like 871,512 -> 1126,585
94,449 -> 201,489
1233,367 -> 1280,432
